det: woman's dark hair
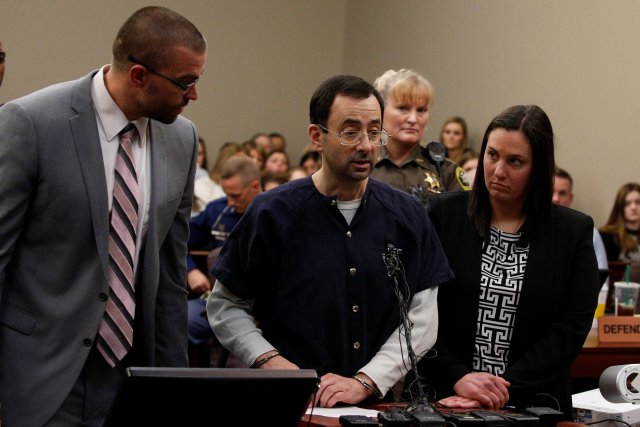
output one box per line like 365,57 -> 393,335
299,150 -> 321,167
468,105 -> 555,243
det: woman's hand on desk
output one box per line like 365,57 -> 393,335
437,395 -> 481,408
452,372 -> 510,409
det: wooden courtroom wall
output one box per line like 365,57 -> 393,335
1,0 -> 638,226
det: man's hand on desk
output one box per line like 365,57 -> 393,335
315,373 -> 373,408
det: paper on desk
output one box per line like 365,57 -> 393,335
305,406 -> 380,418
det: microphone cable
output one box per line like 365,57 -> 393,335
382,239 -> 428,405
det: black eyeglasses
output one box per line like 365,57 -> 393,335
128,55 -> 198,95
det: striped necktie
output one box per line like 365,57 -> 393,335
97,123 -> 139,367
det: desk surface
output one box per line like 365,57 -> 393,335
301,403 -> 402,427
300,404 -> 587,426
300,329 -> 639,426
572,327 -> 640,381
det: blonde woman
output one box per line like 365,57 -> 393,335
439,116 -> 475,164
371,69 -> 468,207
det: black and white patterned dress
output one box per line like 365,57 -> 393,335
473,225 -> 530,376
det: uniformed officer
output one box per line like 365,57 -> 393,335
371,69 -> 468,206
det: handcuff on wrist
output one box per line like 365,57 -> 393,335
250,350 -> 280,368
352,373 -> 383,398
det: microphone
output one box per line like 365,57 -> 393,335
426,140 -> 446,163
426,141 -> 446,192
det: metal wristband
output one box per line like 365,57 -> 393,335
352,375 -> 383,399
250,350 -> 280,368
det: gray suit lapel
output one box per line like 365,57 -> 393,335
69,72 -> 110,278
147,121 -> 167,248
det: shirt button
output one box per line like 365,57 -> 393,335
83,338 -> 92,347
331,200 -> 337,206
353,342 -> 361,349
99,292 -> 108,301
347,231 -> 352,238
352,305 -> 359,312
349,267 -> 357,276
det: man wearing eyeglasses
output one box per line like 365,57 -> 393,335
208,75 -> 453,408
0,7 -> 205,426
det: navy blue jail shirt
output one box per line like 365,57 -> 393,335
212,176 -> 453,377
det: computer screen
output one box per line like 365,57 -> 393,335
104,367 -> 319,426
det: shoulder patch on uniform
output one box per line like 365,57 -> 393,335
456,166 -> 471,191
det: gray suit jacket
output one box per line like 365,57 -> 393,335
0,71 -> 197,426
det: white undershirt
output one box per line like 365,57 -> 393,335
336,198 -> 361,225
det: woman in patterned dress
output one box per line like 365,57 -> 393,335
414,105 -> 600,420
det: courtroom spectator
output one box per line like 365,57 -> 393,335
191,138 -> 210,217
553,167 -> 608,271
415,105 -> 599,420
0,7 -> 206,426
600,182 -> 640,262
269,131 -> 287,152
187,155 -> 262,347
287,166 -> 307,182
242,139 -> 266,171
208,74 -> 452,408
459,151 -> 479,188
195,137 -> 209,180
0,41 -> 5,107
251,131 -> 273,155
371,69 -> 468,208
261,171 -> 289,191
440,116 -> 475,164
300,149 -> 322,175
0,41 -> 5,88
193,141 -> 243,213
263,148 -> 290,176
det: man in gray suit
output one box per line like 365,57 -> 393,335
0,6 -> 206,426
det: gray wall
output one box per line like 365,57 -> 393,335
2,0 -> 638,226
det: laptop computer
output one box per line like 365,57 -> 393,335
104,367 -> 319,426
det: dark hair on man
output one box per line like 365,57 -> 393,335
554,167 -> 573,188
468,105 -> 555,243
112,6 -> 206,71
309,75 -> 384,127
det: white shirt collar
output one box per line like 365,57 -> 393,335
92,65 -> 149,144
